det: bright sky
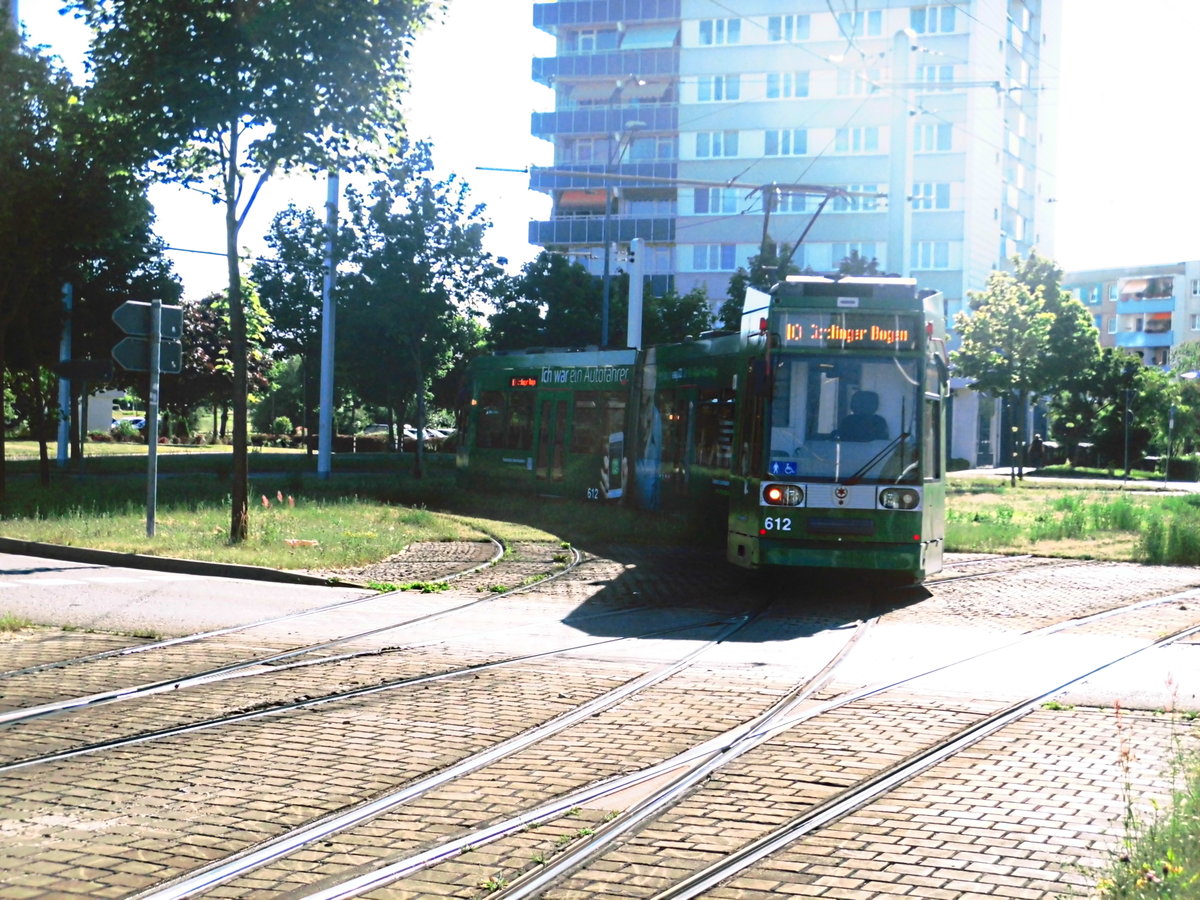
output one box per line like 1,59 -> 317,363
18,0 -> 1199,299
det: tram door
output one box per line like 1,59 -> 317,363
535,394 -> 568,481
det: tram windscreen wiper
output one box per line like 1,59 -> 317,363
842,432 -> 910,485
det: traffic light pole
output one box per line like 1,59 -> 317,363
146,297 -> 162,537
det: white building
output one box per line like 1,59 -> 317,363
529,0 -> 1061,466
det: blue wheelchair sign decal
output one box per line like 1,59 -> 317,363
769,460 -> 799,477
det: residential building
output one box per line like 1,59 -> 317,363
530,0 -> 1062,466
1064,262 -> 1200,368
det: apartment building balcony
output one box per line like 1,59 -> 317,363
529,161 -> 678,193
1116,297 -> 1175,316
533,0 -> 680,33
1119,275 -> 1175,300
528,214 -> 675,246
532,104 -> 677,139
1116,331 -> 1173,349
533,48 -> 679,86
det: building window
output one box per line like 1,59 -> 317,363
573,29 -> 620,52
832,242 -> 878,266
835,127 -> 880,154
912,241 -> 951,269
837,10 -> 882,38
911,182 -> 951,210
1107,316 -> 1117,334
693,188 -> 739,215
1190,314 -> 1200,330
699,18 -> 741,45
627,135 -> 677,161
692,244 -> 737,271
765,128 -> 807,156
914,122 -> 953,152
1108,282 -> 1118,301
915,64 -> 956,91
697,74 -> 740,102
774,191 -> 817,214
767,14 -> 810,42
910,5 -> 957,34
766,71 -> 810,99
1191,278 -> 1200,296
833,185 -> 881,212
696,131 -> 739,158
836,68 -> 880,96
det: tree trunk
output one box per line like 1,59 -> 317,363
302,354 -> 312,455
409,338 -> 425,479
31,368 -> 50,487
226,124 -> 249,543
0,332 -> 8,503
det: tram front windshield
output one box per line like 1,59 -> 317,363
768,356 -> 921,483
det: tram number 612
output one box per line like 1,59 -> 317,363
762,516 -> 793,532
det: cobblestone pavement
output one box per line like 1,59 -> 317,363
0,547 -> 1196,898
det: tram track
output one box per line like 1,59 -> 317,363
196,586 -> 1200,900
0,539 -> 505,682
108,595 -> 784,900
646,620 -> 1200,900
0,605 -> 734,774
2,556 -> 1196,899
0,541 -> 571,725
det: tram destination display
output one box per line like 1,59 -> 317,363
777,312 -> 921,350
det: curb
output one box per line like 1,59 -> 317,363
0,537 -> 354,588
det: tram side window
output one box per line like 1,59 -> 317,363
572,393 -> 602,453
476,390 -> 534,451
507,392 -> 534,450
696,389 -> 735,469
924,397 -> 941,479
476,391 -> 505,449
658,391 -> 690,488
573,391 -> 626,453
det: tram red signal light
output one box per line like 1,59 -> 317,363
762,483 -> 803,506
759,317 -> 768,333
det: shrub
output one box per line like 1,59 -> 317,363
1167,456 -> 1199,482
271,416 -> 293,436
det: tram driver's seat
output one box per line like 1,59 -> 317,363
837,391 -> 888,442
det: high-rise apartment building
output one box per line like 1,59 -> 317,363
530,0 -> 1061,467
529,0 -> 1060,322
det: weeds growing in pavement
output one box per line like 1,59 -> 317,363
0,612 -> 32,632
1096,697 -> 1200,897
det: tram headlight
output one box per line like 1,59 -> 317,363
762,483 -> 804,506
878,487 -> 921,510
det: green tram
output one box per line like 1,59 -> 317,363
458,276 -> 947,581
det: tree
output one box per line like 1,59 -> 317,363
339,143 -> 501,477
954,252 -> 1100,478
487,252 -> 604,351
641,285 -> 714,345
167,287 -> 273,440
252,204 -> 343,444
71,0 -> 434,540
837,250 -> 882,275
720,241 -> 802,332
0,22 -> 169,496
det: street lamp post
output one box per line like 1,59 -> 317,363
600,120 -> 644,348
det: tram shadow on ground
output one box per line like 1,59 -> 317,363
559,542 -> 931,643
